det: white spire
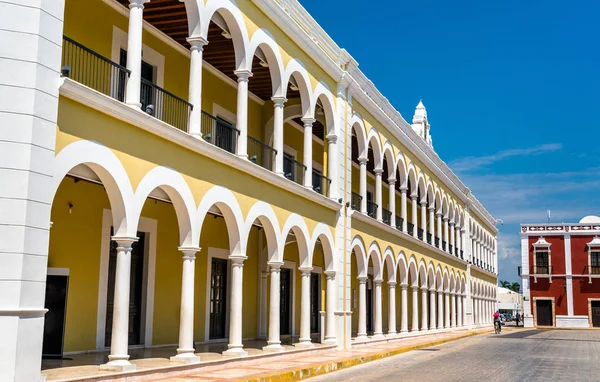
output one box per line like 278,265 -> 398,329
411,100 -> 432,148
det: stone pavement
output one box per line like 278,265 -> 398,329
311,328 -> 600,382
147,328 -> 491,381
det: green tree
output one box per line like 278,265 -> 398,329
500,280 -> 511,288
510,282 -> 521,293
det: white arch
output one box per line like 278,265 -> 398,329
397,252 -> 408,285
407,163 -> 418,197
436,266 -> 443,292
367,241 -> 383,281
312,82 -> 338,137
53,140 -> 135,237
309,223 -> 336,272
181,0 -> 202,37
245,201 -> 280,264
418,259 -> 428,288
280,213 -> 311,267
382,141 -> 396,179
197,186 -> 245,257
201,0 -> 250,70
407,255 -> 419,287
383,247 -> 397,283
133,166 -> 197,247
282,59 -> 312,117
395,151 -> 408,188
366,128 -> 383,170
427,262 -> 436,289
350,235 -> 368,278
350,113 -> 368,159
417,172 -> 427,203
246,28 -> 284,97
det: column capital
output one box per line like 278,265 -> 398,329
326,133 -> 338,143
111,236 -> 138,248
373,168 -> 383,176
436,211 -> 443,218
298,266 -> 313,275
300,117 -> 315,126
420,200 -> 427,207
443,216 -> 449,222
420,285 -> 429,291
428,204 -> 435,211
324,270 -> 336,279
373,279 -> 383,285
387,176 -> 396,185
358,156 -> 368,165
410,194 -> 418,201
411,284 -> 419,291
230,256 -> 247,266
449,221 -> 456,227
271,96 -> 287,106
186,36 -> 208,50
400,283 -> 408,290
388,281 -> 397,287
357,276 -> 368,283
234,70 -> 253,81
268,261 -> 284,271
178,246 -> 200,259
129,0 -> 149,10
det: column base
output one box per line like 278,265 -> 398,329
99,358 -> 135,372
126,102 -> 142,110
238,153 -> 248,159
386,331 -> 398,339
372,333 -> 385,340
354,334 -> 369,343
322,337 -> 337,345
262,343 -> 285,352
170,351 -> 200,364
294,341 -> 315,349
222,347 -> 248,357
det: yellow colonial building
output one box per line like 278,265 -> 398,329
1,0 -> 498,380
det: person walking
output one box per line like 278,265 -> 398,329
515,312 -> 521,327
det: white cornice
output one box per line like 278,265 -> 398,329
59,78 -> 341,212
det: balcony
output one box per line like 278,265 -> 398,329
283,154 -> 306,186
435,237 -> 440,248
460,249 -> 464,259
382,208 -> 392,225
312,169 -> 331,196
201,111 -> 239,154
449,244 -> 454,256
442,240 -> 447,251
248,135 -> 276,170
417,227 -> 424,240
407,222 -> 414,236
427,233 -> 432,245
395,215 -> 404,231
351,192 -> 363,211
366,201 -> 378,219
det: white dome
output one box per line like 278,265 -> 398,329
579,215 -> 600,224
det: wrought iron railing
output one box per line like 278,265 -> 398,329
427,233 -> 432,245
247,135 -> 276,170
435,237 -> 440,247
583,265 -> 600,275
442,240 -> 447,251
460,250 -> 464,259
366,200 -> 378,219
417,227 -> 424,240
201,111 -> 239,154
283,155 -> 306,185
407,222 -> 414,236
395,215 -> 403,231
312,169 -> 331,196
351,192 -> 362,210
382,208 -> 392,225
449,244 -> 454,255
532,265 -> 552,275
61,35 -> 130,102
140,78 -> 192,132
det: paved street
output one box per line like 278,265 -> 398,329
311,329 -> 600,382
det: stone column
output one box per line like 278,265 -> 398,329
101,237 -> 138,371
450,222 -> 455,255
186,37 -> 207,138
259,271 -> 268,338
264,262 -> 284,352
420,286 -> 428,331
324,271 -> 337,344
356,276 -> 368,341
171,247 -> 201,364
387,282 -> 397,336
428,206 -> 435,244
457,295 -> 463,327
359,158 -> 368,213
451,292 -> 457,328
443,217 -> 449,252
388,179 -> 396,227
429,288 -> 437,330
373,280 -> 384,339
411,285 -> 419,332
374,168 -> 383,221
400,284 -> 409,333
401,187 -> 408,232
272,97 -> 287,175
444,292 -> 450,328
234,70 -> 252,158
436,212 -> 443,249
437,290 -> 444,329
327,134 -> 338,199
420,201 -> 427,242
223,258 -> 248,357
124,0 -> 148,108
462,295 -> 467,327
296,267 -> 314,348
302,118 -> 314,188
411,196 -> 418,237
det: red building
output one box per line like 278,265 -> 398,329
520,216 -> 600,328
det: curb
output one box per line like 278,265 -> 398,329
241,330 -> 491,382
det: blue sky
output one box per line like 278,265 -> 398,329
301,0 -> 600,284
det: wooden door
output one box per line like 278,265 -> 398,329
209,258 -> 228,339
592,302 -> 600,328
280,268 -> 292,335
310,273 -> 320,334
536,300 -> 552,327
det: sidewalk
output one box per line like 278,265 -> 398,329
150,327 -> 493,381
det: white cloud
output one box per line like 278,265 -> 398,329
449,143 -> 562,173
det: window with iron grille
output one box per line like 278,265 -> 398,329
536,251 -> 549,274
591,252 -> 600,275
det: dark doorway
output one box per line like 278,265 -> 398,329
310,273 -> 320,334
119,49 -> 155,110
209,258 -> 228,339
105,231 -> 146,347
42,274 -> 69,358
592,301 -> 600,328
280,268 -> 292,335
535,299 -> 553,327
366,276 -> 373,333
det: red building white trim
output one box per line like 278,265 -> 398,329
521,216 -> 600,328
